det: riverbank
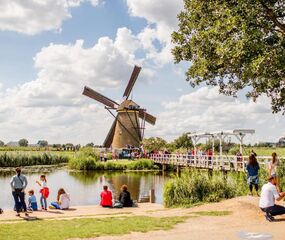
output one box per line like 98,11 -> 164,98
1,197 -> 284,239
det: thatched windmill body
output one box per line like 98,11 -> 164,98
83,66 -> 156,149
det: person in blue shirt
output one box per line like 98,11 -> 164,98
246,154 -> 260,196
28,190 -> 38,211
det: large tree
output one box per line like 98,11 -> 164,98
142,137 -> 168,152
18,138 -> 28,147
172,0 -> 285,113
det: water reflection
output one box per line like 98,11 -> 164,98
0,170 -> 169,209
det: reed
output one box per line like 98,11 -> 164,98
0,151 -> 69,167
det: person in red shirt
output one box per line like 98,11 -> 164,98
100,185 -> 113,208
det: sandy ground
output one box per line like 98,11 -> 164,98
1,197 -> 285,240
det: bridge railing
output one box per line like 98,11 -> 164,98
150,154 -> 285,171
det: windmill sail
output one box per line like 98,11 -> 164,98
123,65 -> 141,99
103,118 -> 117,148
139,110 -> 156,125
83,86 -> 118,108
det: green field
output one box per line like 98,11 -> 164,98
243,147 -> 285,157
0,216 -> 185,240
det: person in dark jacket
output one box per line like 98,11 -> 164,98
246,154 -> 260,196
10,167 -> 28,217
119,185 -> 133,207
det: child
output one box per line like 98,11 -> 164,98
28,190 -> 38,211
50,188 -> 70,210
100,185 -> 113,208
36,175 -> 49,211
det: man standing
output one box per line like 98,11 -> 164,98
10,167 -> 28,217
259,176 -> 285,221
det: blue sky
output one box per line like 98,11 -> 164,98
0,0 -> 283,145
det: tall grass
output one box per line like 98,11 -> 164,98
164,163 -> 285,208
0,151 -> 69,167
164,170 -> 237,207
69,158 -> 159,171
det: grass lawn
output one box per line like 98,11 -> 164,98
243,147 -> 285,157
191,211 -> 232,216
0,216 -> 186,240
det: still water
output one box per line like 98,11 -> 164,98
0,169 -> 170,209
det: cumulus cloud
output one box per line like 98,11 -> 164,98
126,0 -> 183,65
0,27 -> 153,144
148,87 -> 284,143
0,0 -> 101,35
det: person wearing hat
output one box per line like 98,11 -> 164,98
259,175 -> 285,221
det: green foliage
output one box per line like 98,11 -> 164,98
18,138 -> 28,147
164,170 -> 236,207
69,158 -> 159,171
171,133 -> 193,150
0,216 -> 185,240
172,0 -> 285,113
0,152 -> 69,167
143,137 -> 168,152
0,140 -> 4,147
37,140 -> 48,147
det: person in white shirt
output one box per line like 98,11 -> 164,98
259,176 -> 285,221
50,188 -> 70,210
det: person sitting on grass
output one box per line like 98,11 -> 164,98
100,185 -> 113,208
50,188 -> 70,210
28,190 -> 38,211
246,154 -> 260,196
259,176 -> 285,222
119,185 -> 133,207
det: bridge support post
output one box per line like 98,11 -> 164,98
176,165 -> 181,176
162,164 -> 166,172
149,189 -> 155,203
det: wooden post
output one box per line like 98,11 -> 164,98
149,189 -> 155,203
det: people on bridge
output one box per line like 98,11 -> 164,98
119,185 -> 133,207
10,167 -> 28,217
246,154 -> 260,196
50,188 -> 70,210
269,152 -> 280,192
259,176 -> 285,222
100,185 -> 113,208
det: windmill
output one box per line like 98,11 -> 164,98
82,65 -> 156,149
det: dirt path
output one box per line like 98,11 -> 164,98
1,197 -> 284,239
82,196 -> 285,240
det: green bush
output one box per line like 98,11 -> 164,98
0,152 -> 69,167
164,170 -> 237,207
68,158 -> 159,171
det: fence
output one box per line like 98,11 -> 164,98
150,154 -> 285,171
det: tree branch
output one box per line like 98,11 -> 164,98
259,0 -> 285,34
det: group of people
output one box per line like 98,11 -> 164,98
10,167 -> 70,217
8,167 -> 134,217
100,184 -> 134,208
246,152 -> 285,221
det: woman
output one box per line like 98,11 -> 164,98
10,167 -> 28,217
119,185 -> 133,207
100,185 -> 113,207
246,154 -> 260,196
50,188 -> 70,210
269,152 -> 280,191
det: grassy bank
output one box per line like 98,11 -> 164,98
0,216 -> 185,240
69,158 -> 159,171
0,151 -> 69,167
163,163 -> 285,208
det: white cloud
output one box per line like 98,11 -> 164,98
126,0 -> 183,65
0,28 -> 154,144
147,87 -> 284,143
0,0 -> 101,35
